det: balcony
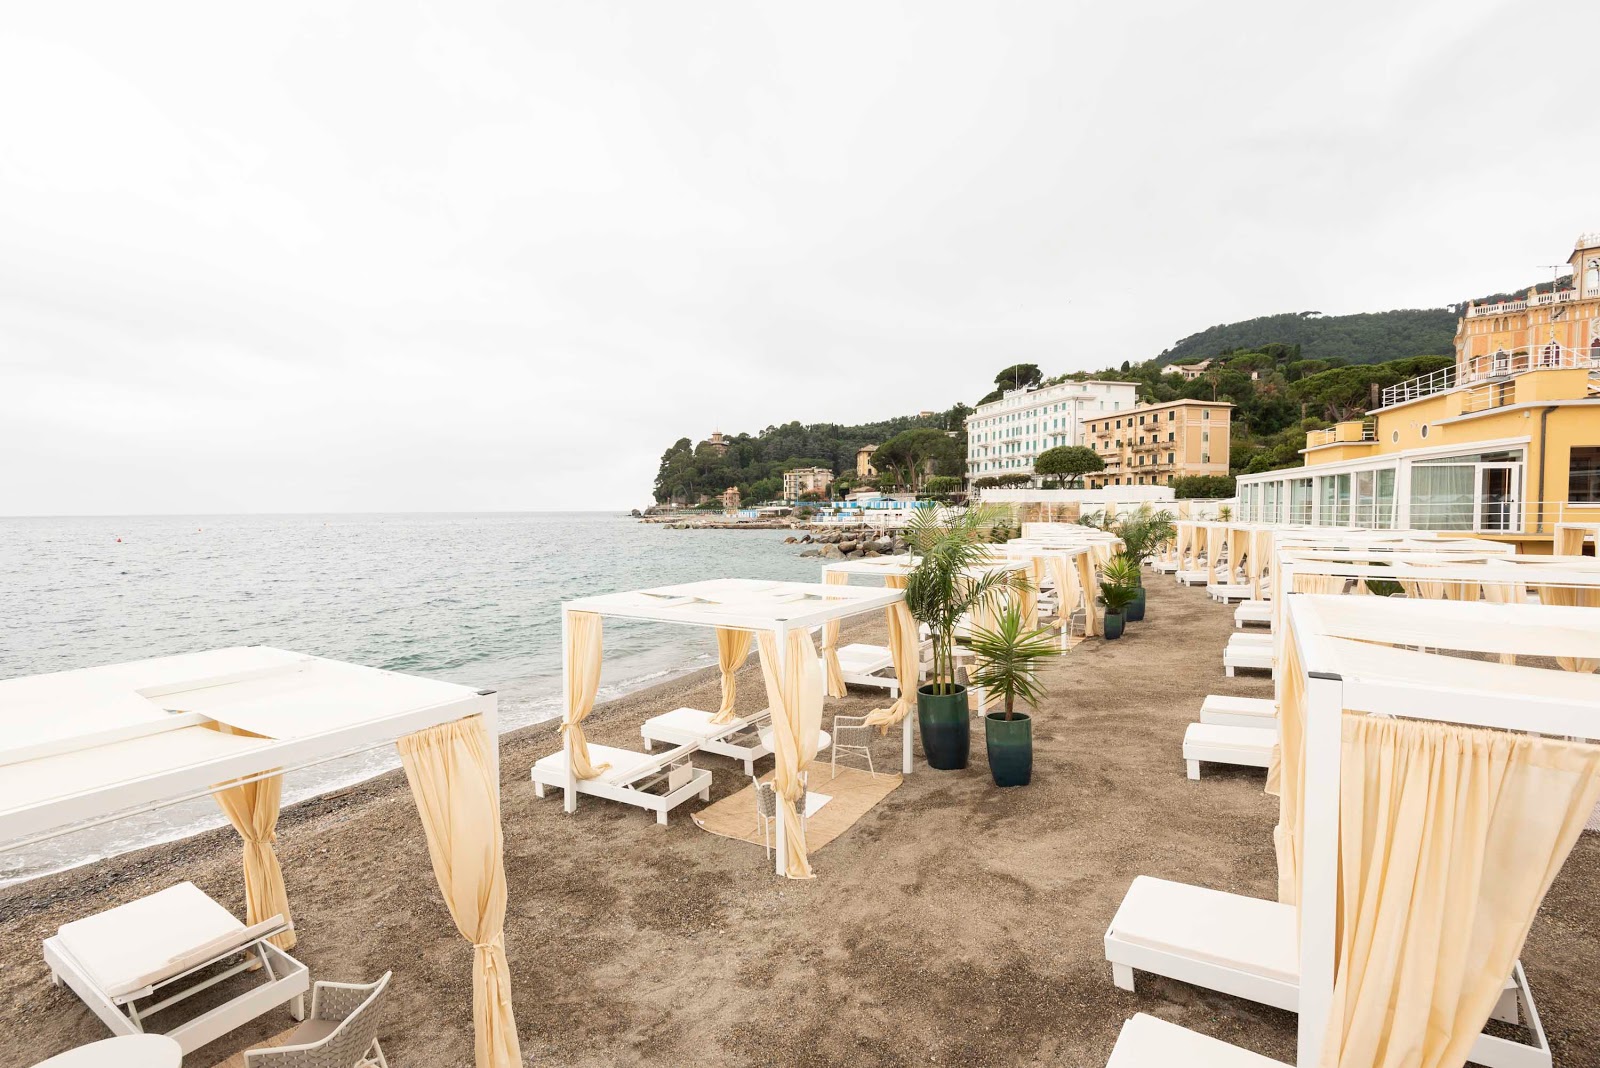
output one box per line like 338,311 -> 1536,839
1306,419 -> 1376,448
1466,287 -> 1600,317
1380,348 -> 1597,407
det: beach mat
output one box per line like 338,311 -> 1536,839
207,1026 -> 297,1067
692,764 -> 900,851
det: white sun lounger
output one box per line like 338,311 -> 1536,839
836,642 -> 902,695
532,743 -> 712,825
1199,694 -> 1275,729
1104,876 -> 1546,1068
1174,569 -> 1209,587
1183,723 -> 1274,779
1234,600 -> 1273,628
1223,640 -> 1274,677
1149,559 -> 1178,575
43,882 -> 308,1055
640,707 -> 773,776
1106,1013 -> 1288,1067
1207,582 -> 1253,604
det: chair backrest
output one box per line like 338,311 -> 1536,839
256,972 -> 390,1067
751,777 -> 776,818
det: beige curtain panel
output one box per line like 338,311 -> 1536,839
396,716 -> 521,1068
1076,553 -> 1101,637
563,611 -> 609,779
1320,713 -> 1600,1068
212,771 -> 295,952
757,629 -> 824,879
1292,574 -> 1347,596
819,571 -> 850,698
1174,524 -> 1191,572
1225,526 -> 1244,584
1480,581 -> 1526,665
1269,631 -> 1307,905
1048,554 -> 1080,635
1247,529 -> 1270,599
1205,525 -> 1223,584
1531,583 -> 1600,673
712,627 -> 755,723
1022,557 -> 1043,630
863,598 -> 919,734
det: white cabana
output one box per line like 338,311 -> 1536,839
0,646 -> 519,1068
549,578 -> 906,878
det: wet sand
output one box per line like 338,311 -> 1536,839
3,578 -> 1597,1066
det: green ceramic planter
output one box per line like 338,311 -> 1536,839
985,711 -> 1032,787
917,684 -> 970,770
1126,586 -> 1146,623
1104,611 -> 1126,640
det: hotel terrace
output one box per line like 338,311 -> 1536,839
1235,233 -> 1600,550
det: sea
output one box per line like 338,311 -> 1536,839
0,512 -> 816,884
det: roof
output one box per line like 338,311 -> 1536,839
0,647 -> 491,844
564,578 -> 903,631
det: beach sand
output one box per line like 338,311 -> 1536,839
4,578 -> 1597,1066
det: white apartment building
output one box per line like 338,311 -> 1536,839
965,380 -> 1139,479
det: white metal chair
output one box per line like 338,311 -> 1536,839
829,714 -> 875,779
752,775 -> 808,859
244,971 -> 392,1067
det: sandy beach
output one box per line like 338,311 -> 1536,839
4,578 -> 1597,1067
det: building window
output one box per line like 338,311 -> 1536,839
1168,411 -> 1175,421
1571,447 -> 1600,504
1202,410 -> 1210,419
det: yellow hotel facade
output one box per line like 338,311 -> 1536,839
1234,232 -> 1600,551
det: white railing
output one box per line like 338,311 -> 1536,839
1381,366 -> 1455,407
1469,286 -> 1600,316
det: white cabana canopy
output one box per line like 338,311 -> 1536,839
0,646 -> 495,844
0,646 -> 520,1068
559,578 -> 906,878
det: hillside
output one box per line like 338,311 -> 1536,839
1156,308 -> 1458,367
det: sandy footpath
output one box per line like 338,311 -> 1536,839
3,579 -> 1597,1066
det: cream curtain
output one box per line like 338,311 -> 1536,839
1292,574 -> 1347,596
1533,583 -> 1600,673
819,570 -> 850,698
396,717 -> 521,1068
756,630 -> 824,879
1320,713 -> 1600,1068
1022,557 -> 1043,630
862,583 -> 919,734
1205,525 -> 1222,585
213,771 -> 295,952
1225,526 -> 1244,585
1047,554 -> 1080,636
1077,552 -> 1101,637
1174,523 -> 1191,572
563,611 -> 609,779
1555,525 -> 1592,556
712,627 -> 754,723
1481,580 -> 1524,665
1268,629 -> 1307,905
1245,529 -> 1269,599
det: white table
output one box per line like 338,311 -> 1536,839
33,1034 -> 181,1067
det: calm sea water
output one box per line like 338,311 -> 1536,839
0,512 -> 814,882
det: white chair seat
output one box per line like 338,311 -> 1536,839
55,883 -> 246,999
533,744 -> 664,785
1108,876 -> 1298,986
1107,1013 -> 1289,1067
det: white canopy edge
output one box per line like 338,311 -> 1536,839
562,578 -> 903,632
0,646 -> 492,845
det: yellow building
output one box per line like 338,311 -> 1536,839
856,444 -> 878,479
1082,399 -> 1232,488
1235,232 -> 1600,550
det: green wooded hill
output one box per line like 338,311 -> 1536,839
1156,309 -> 1458,368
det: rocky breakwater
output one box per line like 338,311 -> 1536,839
787,529 -> 906,560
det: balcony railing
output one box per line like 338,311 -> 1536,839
1466,286 -> 1600,317
1381,366 -> 1456,406
1306,420 -> 1377,448
1380,348 -> 1597,408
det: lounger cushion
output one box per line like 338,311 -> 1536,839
1184,723 -> 1275,765
1108,1013 -> 1290,1067
1200,695 -> 1275,718
534,745 -> 667,785
642,707 -> 740,738
836,644 -> 893,674
1109,876 -> 1298,986
55,882 -> 246,999
1228,633 -> 1274,646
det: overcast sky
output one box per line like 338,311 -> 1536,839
5,0 -> 1599,514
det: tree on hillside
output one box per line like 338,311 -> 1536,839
1033,445 -> 1105,488
994,363 -> 1042,392
874,428 -> 963,491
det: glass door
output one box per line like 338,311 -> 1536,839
1476,463 -> 1521,533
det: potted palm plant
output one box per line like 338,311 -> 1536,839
966,604 -> 1057,787
1098,556 -> 1141,640
1112,507 -> 1175,622
903,505 -> 1022,770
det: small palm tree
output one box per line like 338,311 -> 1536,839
903,504 -> 1028,694
1113,505 -> 1176,570
965,605 -> 1058,720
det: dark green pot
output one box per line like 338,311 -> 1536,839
985,711 -> 1032,787
1126,586 -> 1146,623
1104,611 -> 1126,640
917,684 -> 970,770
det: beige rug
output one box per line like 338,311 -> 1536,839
206,1027 -> 296,1067
693,764 -> 900,852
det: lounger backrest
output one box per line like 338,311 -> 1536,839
107,914 -> 290,999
